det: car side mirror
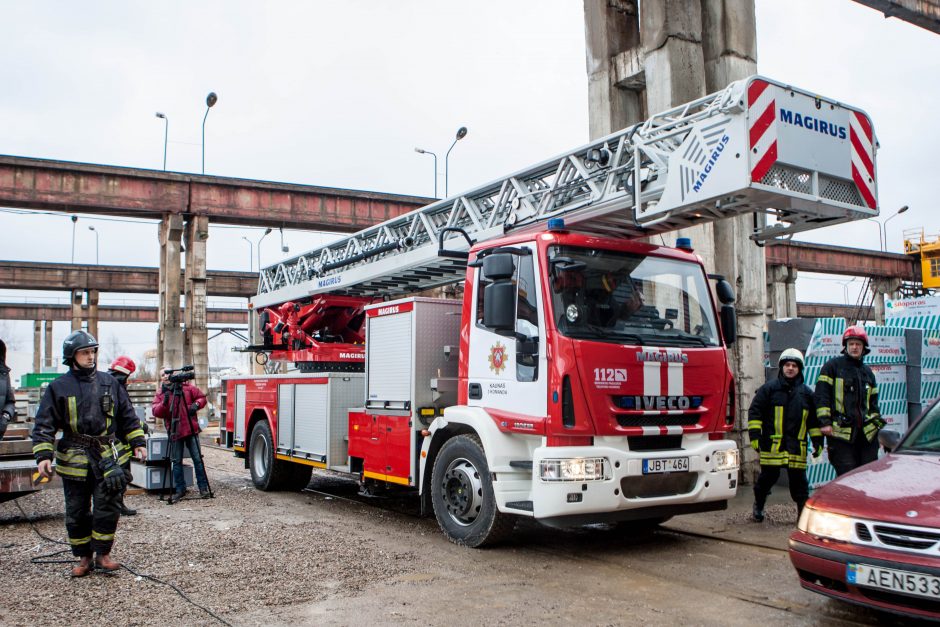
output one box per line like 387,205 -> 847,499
483,281 -> 515,331
878,429 -> 901,452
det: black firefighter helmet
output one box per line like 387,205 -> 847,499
62,330 -> 99,364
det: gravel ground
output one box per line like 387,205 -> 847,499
0,446 -> 424,627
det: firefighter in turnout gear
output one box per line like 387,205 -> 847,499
108,355 -> 139,517
31,331 -> 147,577
748,349 -> 822,522
814,325 -> 884,476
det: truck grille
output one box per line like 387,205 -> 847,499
616,414 -> 699,428
620,473 -> 697,498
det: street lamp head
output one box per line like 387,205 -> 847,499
206,92 -> 218,108
155,112 -> 166,119
455,126 -> 468,141
71,215 -> 78,223
88,226 -> 95,232
264,227 -> 273,235
897,205 -> 909,215
414,147 -> 426,154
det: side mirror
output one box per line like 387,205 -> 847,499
878,429 -> 901,452
720,304 -> 737,345
716,279 -> 735,305
483,282 -> 515,331
481,253 -> 515,281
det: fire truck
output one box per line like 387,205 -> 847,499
222,76 -> 879,546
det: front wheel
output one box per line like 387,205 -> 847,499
431,434 -> 515,547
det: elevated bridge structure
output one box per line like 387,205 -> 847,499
0,155 -> 430,391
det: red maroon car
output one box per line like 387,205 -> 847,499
789,400 -> 940,620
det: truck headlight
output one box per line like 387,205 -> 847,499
798,507 -> 853,542
712,448 -> 739,472
539,457 -> 610,482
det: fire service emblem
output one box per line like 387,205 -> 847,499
488,342 -> 507,374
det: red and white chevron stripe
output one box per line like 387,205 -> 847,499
748,79 -> 778,183
850,111 -> 876,209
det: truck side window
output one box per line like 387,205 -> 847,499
515,255 -> 539,382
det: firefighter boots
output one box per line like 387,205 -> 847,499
95,554 -> 121,571
752,502 -> 765,523
71,556 -> 92,578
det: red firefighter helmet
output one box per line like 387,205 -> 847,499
109,355 -> 137,376
842,325 -> 870,354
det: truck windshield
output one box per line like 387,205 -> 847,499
547,246 -> 720,347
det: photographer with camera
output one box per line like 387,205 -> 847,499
151,365 -> 211,503
31,331 -> 147,577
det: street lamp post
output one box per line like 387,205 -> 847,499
257,228 -> 272,272
444,126 -> 468,197
202,92 -> 218,175
882,205 -> 909,252
414,147 -> 438,197
88,225 -> 99,264
70,215 -> 78,263
241,236 -> 253,272
155,112 -> 168,170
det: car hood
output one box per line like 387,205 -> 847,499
809,453 -> 940,526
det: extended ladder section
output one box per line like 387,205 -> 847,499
254,75 -> 878,307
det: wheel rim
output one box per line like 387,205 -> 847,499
441,457 -> 483,526
252,431 -> 269,478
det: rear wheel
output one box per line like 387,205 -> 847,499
248,421 -> 294,490
431,434 -> 515,547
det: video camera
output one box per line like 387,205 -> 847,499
164,365 -> 195,384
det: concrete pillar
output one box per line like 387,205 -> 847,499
767,265 -> 789,320
158,214 -> 184,369
71,289 -> 83,332
44,320 -> 53,370
641,0 -> 715,272
785,267 -> 798,318
33,321 -> 41,373
87,289 -> 99,340
184,216 -> 210,396
871,278 -> 902,324
583,0 -> 645,137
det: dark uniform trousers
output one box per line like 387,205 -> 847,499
754,466 -> 809,509
63,474 -> 121,557
828,437 -> 879,477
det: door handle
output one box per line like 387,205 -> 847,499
468,383 -> 482,400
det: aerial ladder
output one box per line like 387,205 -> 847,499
249,75 -> 879,364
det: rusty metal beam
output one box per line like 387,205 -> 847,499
764,240 -> 917,280
0,155 -> 432,231
0,303 -> 246,324
796,302 -> 875,320
852,0 -> 940,35
0,261 -> 256,297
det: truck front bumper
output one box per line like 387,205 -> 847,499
526,439 -> 738,522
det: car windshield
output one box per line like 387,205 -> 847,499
547,245 -> 720,347
898,401 -> 940,453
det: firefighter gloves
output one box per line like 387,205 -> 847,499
99,456 -> 127,494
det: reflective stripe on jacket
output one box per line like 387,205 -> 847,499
748,372 -> 822,468
813,355 -> 884,443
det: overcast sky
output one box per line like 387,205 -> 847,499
1,0 -> 938,377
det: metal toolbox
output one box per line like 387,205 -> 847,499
129,460 -> 193,491
142,433 -> 191,462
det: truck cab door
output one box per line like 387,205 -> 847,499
466,243 -> 547,418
